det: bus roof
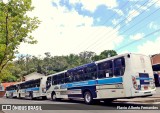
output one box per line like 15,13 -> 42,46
47,70 -> 67,77
95,53 -> 149,64
67,62 -> 96,72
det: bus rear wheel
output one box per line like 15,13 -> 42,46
84,91 -> 94,105
29,92 -> 34,100
19,93 -> 21,99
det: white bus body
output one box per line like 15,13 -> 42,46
6,77 -> 47,99
18,77 -> 47,99
46,53 -> 156,104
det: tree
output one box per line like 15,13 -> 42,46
79,51 -> 96,63
0,0 -> 40,75
0,63 -> 17,82
92,50 -> 117,61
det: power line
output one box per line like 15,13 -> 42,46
77,0 -> 149,52
95,0 -> 160,51
72,0 -> 133,53
115,28 -> 160,51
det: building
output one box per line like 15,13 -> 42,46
151,54 -> 160,87
151,54 -> 160,71
2,82 -> 18,90
151,53 -> 160,65
24,72 -> 45,81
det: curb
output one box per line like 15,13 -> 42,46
116,98 -> 160,103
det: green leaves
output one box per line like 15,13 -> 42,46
92,50 -> 117,61
0,0 -> 40,78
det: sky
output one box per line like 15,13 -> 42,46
17,0 -> 160,57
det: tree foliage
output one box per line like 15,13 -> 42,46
0,50 -> 117,82
92,50 -> 117,61
0,0 -> 40,76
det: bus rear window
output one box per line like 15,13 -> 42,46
114,57 -> 125,76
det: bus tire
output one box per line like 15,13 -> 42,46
84,91 -> 94,105
19,93 -> 21,99
51,92 -> 56,101
29,92 -> 34,100
6,94 -> 8,98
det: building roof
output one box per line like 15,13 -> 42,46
151,53 -> 160,57
2,82 -> 18,90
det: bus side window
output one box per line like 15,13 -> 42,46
57,73 -> 65,84
114,57 -> 125,76
46,77 -> 51,89
73,68 -> 84,82
77,68 -> 84,81
98,61 -> 113,78
52,75 -> 57,85
84,65 -> 97,80
65,72 -> 73,83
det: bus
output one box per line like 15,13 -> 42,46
6,84 -> 18,98
6,77 -> 47,99
46,53 -> 156,104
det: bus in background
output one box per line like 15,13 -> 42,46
18,77 -> 47,99
5,84 -> 18,98
46,53 -> 156,104
6,77 -> 47,99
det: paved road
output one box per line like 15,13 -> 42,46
156,87 -> 160,95
0,97 -> 160,113
0,87 -> 159,113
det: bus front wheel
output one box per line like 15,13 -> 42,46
51,92 -> 56,101
51,92 -> 61,101
84,91 -> 93,105
6,94 -> 8,98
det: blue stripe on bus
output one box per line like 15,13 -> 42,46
60,77 -> 123,89
25,87 -> 39,92
136,78 -> 152,80
97,77 -> 123,85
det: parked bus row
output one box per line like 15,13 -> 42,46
5,53 -> 156,104
6,78 -> 47,100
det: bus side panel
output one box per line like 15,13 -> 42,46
68,86 -> 97,98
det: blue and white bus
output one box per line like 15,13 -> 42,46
6,77 -> 47,99
46,53 -> 156,104
6,84 -> 18,98
17,77 -> 47,99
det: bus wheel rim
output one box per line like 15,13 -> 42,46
52,94 -> 56,100
85,93 -> 91,103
